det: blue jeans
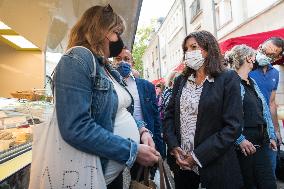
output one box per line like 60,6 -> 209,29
264,144 -> 277,178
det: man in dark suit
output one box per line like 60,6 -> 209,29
115,47 -> 165,179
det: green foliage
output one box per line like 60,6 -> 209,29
132,20 -> 157,77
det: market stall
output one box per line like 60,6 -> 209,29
0,97 -> 53,188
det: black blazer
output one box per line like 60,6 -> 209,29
163,70 -> 243,189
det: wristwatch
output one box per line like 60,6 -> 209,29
140,128 -> 153,138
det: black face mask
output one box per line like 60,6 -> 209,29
109,36 -> 124,58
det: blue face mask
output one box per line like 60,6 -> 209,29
256,51 -> 272,66
116,62 -> 131,78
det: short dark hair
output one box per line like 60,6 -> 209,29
181,30 -> 224,78
155,83 -> 165,91
156,83 -> 161,88
264,37 -> 284,55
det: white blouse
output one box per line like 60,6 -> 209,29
180,76 -> 203,155
104,73 -> 140,185
180,75 -> 214,172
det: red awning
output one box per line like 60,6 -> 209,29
219,28 -> 284,52
152,78 -> 165,85
219,28 -> 284,65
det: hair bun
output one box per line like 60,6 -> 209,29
224,44 -> 255,70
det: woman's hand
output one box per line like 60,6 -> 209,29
140,127 -> 155,148
270,139 -> 277,151
239,140 -> 256,156
170,147 -> 189,168
136,144 -> 160,166
184,154 -> 197,169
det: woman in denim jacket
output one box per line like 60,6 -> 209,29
225,44 -> 277,189
53,5 -> 159,189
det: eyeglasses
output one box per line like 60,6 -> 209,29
259,47 -> 282,61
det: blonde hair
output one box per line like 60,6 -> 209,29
224,44 -> 255,70
67,5 -> 125,57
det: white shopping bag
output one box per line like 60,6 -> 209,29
28,108 -> 106,189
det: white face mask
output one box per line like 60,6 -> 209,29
184,50 -> 205,70
256,51 -> 272,66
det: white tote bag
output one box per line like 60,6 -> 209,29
29,47 -> 106,189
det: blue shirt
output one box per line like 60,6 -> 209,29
249,64 -> 279,106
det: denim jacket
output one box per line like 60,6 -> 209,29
53,46 -> 138,172
236,77 -> 276,145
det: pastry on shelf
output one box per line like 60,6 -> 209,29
0,130 -> 13,140
0,111 -> 8,118
0,139 -> 15,152
12,128 -> 32,144
3,116 -> 27,127
10,89 -> 52,102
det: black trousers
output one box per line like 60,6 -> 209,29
173,169 -> 200,189
107,171 -> 123,189
237,145 -> 277,189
